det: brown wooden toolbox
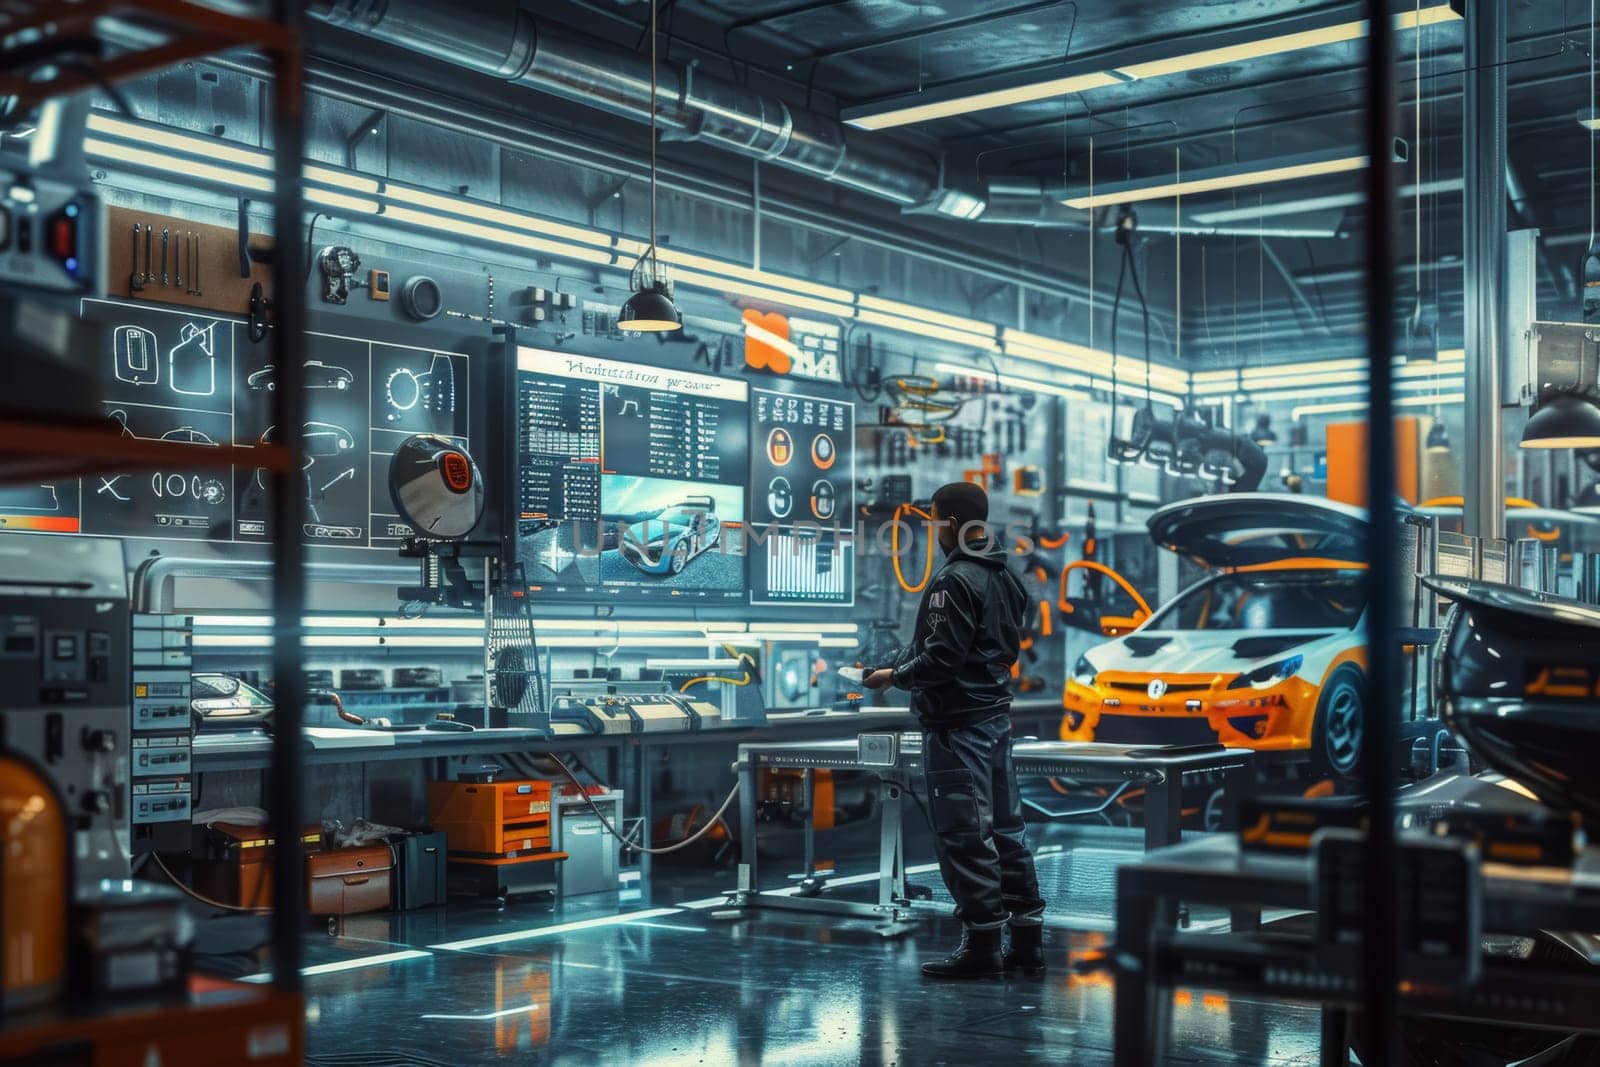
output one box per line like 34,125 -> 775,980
430,779 -> 554,857
192,823 -> 324,909
306,845 -> 394,916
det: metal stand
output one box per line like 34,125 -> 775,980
727,739 -> 1254,936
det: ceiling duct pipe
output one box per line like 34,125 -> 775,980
309,0 -> 955,212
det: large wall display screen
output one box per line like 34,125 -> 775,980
748,388 -> 854,607
515,347 -> 748,604
0,298 -> 470,549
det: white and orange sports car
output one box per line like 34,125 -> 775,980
1062,495 -> 1368,777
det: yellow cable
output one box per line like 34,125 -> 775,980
679,675 -> 748,692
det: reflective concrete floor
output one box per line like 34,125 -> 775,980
267,822 -> 1323,1065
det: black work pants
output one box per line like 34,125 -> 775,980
921,713 -> 1046,930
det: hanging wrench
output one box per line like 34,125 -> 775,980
142,224 -> 152,286
189,232 -> 202,296
174,230 -> 183,291
128,223 -> 143,292
160,228 -> 169,286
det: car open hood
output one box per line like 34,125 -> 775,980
1093,628 -> 1340,675
1147,493 -> 1367,569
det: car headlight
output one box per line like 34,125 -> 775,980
1226,654 -> 1304,690
1072,654 -> 1097,686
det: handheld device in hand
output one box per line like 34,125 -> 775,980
838,666 -> 866,685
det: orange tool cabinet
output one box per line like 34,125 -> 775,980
430,779 -> 558,857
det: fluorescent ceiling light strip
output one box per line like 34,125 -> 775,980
1114,8 -> 1456,82
744,622 -> 858,633
856,308 -> 1000,350
1191,178 -> 1461,225
382,204 -> 614,266
1001,334 -> 1189,388
671,267 -> 855,319
430,907 -> 682,951
83,139 -> 273,193
858,294 -> 998,338
305,188 -> 382,215
87,113 -> 272,170
845,71 -> 1121,130
844,5 -> 1456,131
1063,154 -> 1369,210
931,361 -> 1090,400
384,184 -> 611,249
1092,382 -> 1185,409
1247,376 -> 1462,404
818,637 -> 859,648
304,165 -> 382,194
1293,391 -> 1465,421
1114,23 -> 1367,80
87,116 -> 379,199
239,950 -> 431,983
1240,358 -> 1370,380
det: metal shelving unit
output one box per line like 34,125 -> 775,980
0,0 -> 310,1041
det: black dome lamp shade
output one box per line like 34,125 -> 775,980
617,0 -> 680,334
1425,420 -> 1450,452
1520,391 -> 1600,449
618,270 -> 681,333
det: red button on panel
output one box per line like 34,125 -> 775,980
51,217 -> 74,258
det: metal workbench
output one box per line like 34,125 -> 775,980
727,737 -> 1255,933
1113,835 -> 1600,1066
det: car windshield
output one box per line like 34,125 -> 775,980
1145,572 -> 1366,631
660,507 -> 707,524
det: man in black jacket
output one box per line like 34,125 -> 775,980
865,482 -> 1047,980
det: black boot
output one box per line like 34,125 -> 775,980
921,927 -> 1004,980
1003,922 -> 1046,978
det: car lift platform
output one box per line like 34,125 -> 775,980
722,736 -> 1254,935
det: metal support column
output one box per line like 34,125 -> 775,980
1358,0 -> 1400,1061
267,0 -> 307,993
1463,0 -> 1508,540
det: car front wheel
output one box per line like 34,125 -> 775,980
669,541 -> 689,575
1311,664 -> 1365,779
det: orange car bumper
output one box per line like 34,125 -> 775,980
1061,674 -> 1320,751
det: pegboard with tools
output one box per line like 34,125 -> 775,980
107,206 -> 273,316
847,333 -> 1071,697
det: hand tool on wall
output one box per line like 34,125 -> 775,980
174,231 -> 183,291
160,228 -> 169,286
128,223 -> 143,293
189,232 -> 202,296
142,224 -> 152,286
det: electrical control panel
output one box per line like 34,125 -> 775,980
0,533 -> 129,882
129,614 -> 193,852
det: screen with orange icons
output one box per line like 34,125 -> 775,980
749,388 -> 855,606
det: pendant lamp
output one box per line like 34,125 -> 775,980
617,0 -> 680,333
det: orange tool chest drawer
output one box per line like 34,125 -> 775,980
430,779 -> 554,856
